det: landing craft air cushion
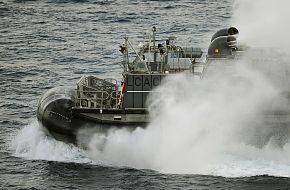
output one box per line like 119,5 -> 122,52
37,27 -> 241,142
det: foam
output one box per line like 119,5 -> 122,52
11,120 -> 90,164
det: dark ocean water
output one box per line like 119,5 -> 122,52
1,0 -> 290,189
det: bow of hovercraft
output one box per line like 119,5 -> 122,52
37,87 -> 79,142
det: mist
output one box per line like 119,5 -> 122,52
232,0 -> 290,49
83,62 -> 286,175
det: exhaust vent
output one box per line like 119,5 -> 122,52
208,27 -> 239,58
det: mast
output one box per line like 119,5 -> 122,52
124,36 -> 129,72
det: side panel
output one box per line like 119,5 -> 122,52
123,74 -> 164,108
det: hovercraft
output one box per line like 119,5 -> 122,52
37,27 -> 241,142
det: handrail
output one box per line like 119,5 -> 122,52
75,89 -> 118,109
75,76 -> 119,109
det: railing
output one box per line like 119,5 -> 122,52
74,76 -> 119,109
191,62 -> 206,78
